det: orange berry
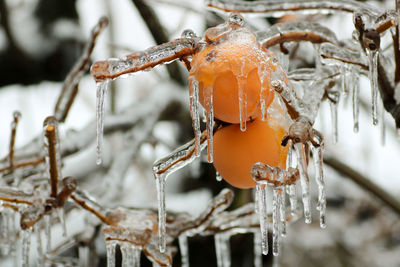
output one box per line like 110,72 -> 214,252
189,28 -> 276,124
212,116 -> 289,189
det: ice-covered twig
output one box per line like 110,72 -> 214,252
131,0 -> 185,85
258,21 -> 338,49
206,0 -> 379,17
70,194 -> 116,226
54,16 -> 109,122
8,111 -> 21,170
90,38 -> 197,82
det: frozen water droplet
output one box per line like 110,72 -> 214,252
228,13 -> 245,26
21,230 -> 31,267
311,145 -> 326,228
106,241 -> 117,267
96,81 -> 109,165
181,29 -> 197,39
216,171 -> 222,182
367,50 -> 379,125
256,183 -> 269,255
189,77 -> 201,157
294,143 -> 311,224
179,235 -> 189,267
13,110 -> 22,120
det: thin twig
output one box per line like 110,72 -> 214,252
8,111 -> 20,169
324,157 -> 400,216
70,194 -> 116,226
0,196 -> 33,205
45,122 -> 59,199
54,16 -> 109,122
0,157 -> 45,173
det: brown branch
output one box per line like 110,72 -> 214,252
320,54 -> 369,71
91,38 -> 196,82
262,31 -> 333,49
54,17 -> 109,122
0,196 -> 33,205
324,157 -> 400,216
70,194 -> 116,226
0,157 -> 45,173
44,119 -> 59,199
376,19 -> 395,34
131,0 -> 185,85
8,111 -> 20,169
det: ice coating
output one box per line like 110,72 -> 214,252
44,214 -> 52,252
189,77 -> 201,157
57,208 -> 67,237
189,14 -> 277,125
205,0 -> 380,17
152,132 -> 207,252
205,85 -> 214,163
272,188 -> 280,256
96,81 -> 109,165
257,21 -> 338,49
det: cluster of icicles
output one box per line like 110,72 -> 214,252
91,9 -> 393,267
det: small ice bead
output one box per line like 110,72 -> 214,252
228,13 -> 245,26
181,29 -> 197,39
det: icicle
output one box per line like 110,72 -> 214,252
21,230 -> 31,267
120,242 -> 140,267
351,68 -> 360,133
253,188 -> 259,214
189,77 -> 201,157
311,145 -> 326,228
78,246 -> 89,267
206,86 -> 214,163
44,214 -> 51,253
256,184 -> 268,255
215,233 -> 231,267
287,185 -> 297,215
272,188 -> 280,256
35,225 -> 43,261
258,65 -> 268,121
155,173 -> 167,253
329,97 -> 339,144
367,50 -> 379,125
106,241 -> 117,267
179,235 -> 189,267
341,64 -> 348,96
2,213 -> 10,254
380,100 -> 386,145
286,139 -> 293,168
293,143 -> 311,224
96,81 -> 110,165
253,231 -> 262,267
238,78 -> 247,131
279,187 -> 287,237
216,171 -> 222,182
57,208 -> 67,237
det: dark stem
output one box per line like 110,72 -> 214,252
324,157 -> 400,216
131,0 -> 185,85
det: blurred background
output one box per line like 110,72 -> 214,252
0,0 -> 399,266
